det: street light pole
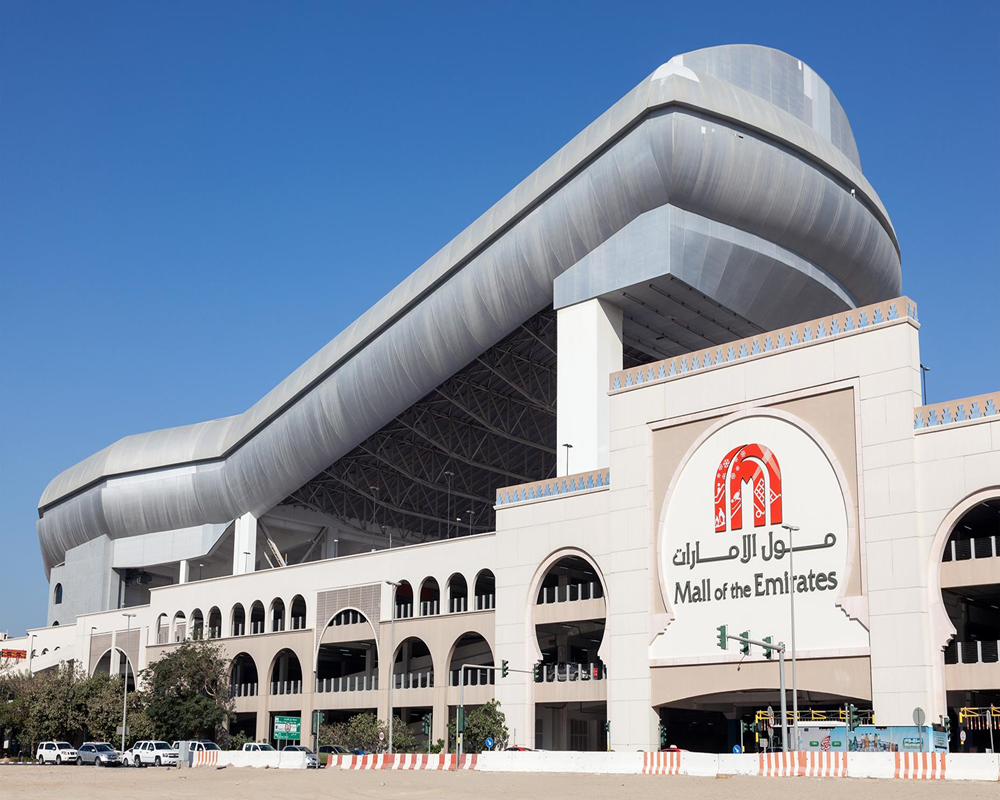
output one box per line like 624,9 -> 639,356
385,580 -> 400,755
27,634 -> 35,674
242,551 -> 251,573
562,443 -> 573,475
444,471 -> 454,539
120,613 -> 136,754
781,523 -> 800,750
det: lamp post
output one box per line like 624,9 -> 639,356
780,523 -> 800,750
444,471 -> 454,539
198,563 -> 204,581
27,634 -> 36,673
242,551 -> 251,573
920,364 -> 930,405
562,443 -> 573,475
385,580 -> 400,755
465,508 -> 474,537
120,613 -> 136,754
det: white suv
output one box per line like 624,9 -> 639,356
241,742 -> 276,752
36,741 -> 77,765
124,740 -> 179,767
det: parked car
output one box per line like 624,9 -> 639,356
281,745 -> 319,768
504,745 -> 534,751
124,740 -> 179,767
171,740 -> 220,753
76,742 -> 121,766
36,741 -> 77,765
241,742 -> 276,752
319,744 -> 352,755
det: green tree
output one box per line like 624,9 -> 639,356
325,713 -> 415,753
449,700 -> 508,753
19,663 -> 87,747
75,672 -> 151,745
140,639 -> 232,740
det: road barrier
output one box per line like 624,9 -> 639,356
326,753 -> 477,770
316,749 -> 999,781
189,750 -> 309,769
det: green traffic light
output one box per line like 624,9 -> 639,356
739,631 -> 750,656
716,624 -> 728,650
502,659 -> 509,678
762,635 -> 772,660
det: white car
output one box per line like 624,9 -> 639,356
124,740 -> 179,767
241,742 -> 276,752
36,741 -> 77,765
282,745 -> 319,767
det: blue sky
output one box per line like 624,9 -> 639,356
1,2 -> 997,636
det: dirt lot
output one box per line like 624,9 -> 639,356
4,765 -> 999,800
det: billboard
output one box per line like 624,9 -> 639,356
653,415 -> 868,661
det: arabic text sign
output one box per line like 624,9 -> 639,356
1,649 -> 27,660
654,416 -> 868,660
274,716 -> 301,740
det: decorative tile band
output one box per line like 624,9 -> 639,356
496,468 -> 610,507
914,392 -> 999,430
609,296 -> 918,393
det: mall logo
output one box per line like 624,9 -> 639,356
714,443 -> 782,532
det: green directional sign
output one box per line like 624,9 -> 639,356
274,715 -> 301,741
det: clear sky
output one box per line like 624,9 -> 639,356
1,1 -> 997,637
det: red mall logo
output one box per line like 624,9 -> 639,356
714,444 -> 782,532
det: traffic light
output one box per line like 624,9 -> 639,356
943,715 -> 951,739
659,723 -> 668,747
740,631 -> 750,656
421,714 -> 431,735
762,636 -> 773,660
848,704 -> 859,731
716,624 -> 728,650
603,721 -> 610,733
533,662 -> 542,683
501,660 -> 509,678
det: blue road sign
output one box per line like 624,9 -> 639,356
485,737 -> 495,750
732,744 -> 742,754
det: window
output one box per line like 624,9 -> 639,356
569,719 -> 588,750
54,583 -> 63,605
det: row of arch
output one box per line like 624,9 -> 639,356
392,569 -> 495,618
156,595 -> 308,643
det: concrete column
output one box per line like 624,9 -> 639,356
255,698 -> 269,742
556,298 -> 623,476
432,692 -> 448,750
233,513 -> 257,575
178,559 -> 190,584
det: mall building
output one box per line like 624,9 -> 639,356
5,45 -> 997,753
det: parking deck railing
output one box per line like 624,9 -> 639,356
944,640 -> 999,665
270,680 -> 303,695
538,662 -> 607,683
942,535 -> 999,562
392,671 -> 434,690
229,683 -> 258,698
449,668 -> 495,687
537,582 -> 604,604
316,674 -> 378,693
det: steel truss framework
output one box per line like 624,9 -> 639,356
282,309 -> 644,543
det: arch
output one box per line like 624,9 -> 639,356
231,603 -> 246,637
317,608 -> 379,690
229,652 -> 259,697
155,613 -> 169,644
190,608 -> 204,639
526,548 -> 610,663
447,631 -> 494,686
92,647 -> 136,690
536,554 -> 604,604
53,583 -> 63,605
289,594 -> 307,630
392,636 -> 434,688
418,577 -> 440,616
393,581 -> 414,619
249,600 -> 265,634
268,648 -> 304,695
447,572 -> 468,613
207,606 -> 222,639
474,569 -> 496,610
928,488 -> 1000,654
172,610 -> 187,642
269,597 -> 286,633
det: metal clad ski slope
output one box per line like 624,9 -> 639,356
37,45 -> 902,574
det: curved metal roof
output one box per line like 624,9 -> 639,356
37,45 -> 902,575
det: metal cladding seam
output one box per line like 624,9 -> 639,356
36,46 -> 902,576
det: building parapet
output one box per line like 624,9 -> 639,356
608,296 -> 918,393
495,468 -> 610,508
913,392 -> 998,430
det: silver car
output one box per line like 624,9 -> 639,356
76,742 -> 121,766
282,745 -> 320,768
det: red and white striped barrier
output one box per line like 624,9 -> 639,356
895,752 -> 945,780
642,750 -> 681,775
758,751 -> 798,777
800,751 -> 847,777
192,750 -> 219,767
326,753 -> 477,771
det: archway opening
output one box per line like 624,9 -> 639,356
250,601 -> 265,635
231,604 -> 246,637
393,581 -> 413,619
447,573 -> 468,613
190,609 -> 204,639
290,595 -> 307,630
270,598 -> 286,632
230,652 -> 259,697
270,649 -> 303,695
92,648 -> 135,691
474,570 -> 495,610
393,636 -> 432,689
536,555 -> 603,604
448,632 -> 494,686
208,607 -> 222,639
172,611 -> 187,642
419,577 -> 440,616
317,611 -> 378,693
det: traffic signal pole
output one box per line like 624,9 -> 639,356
457,660 -> 522,761
724,632 -> 790,751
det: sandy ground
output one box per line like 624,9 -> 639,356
4,765 -> 999,800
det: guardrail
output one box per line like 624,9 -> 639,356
229,682 -> 258,698
942,535 -> 999,561
316,674 -> 378,693
270,680 -> 303,695
944,640 -> 999,665
448,668 -> 495,687
537,582 -> 604,604
392,671 -> 433,689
